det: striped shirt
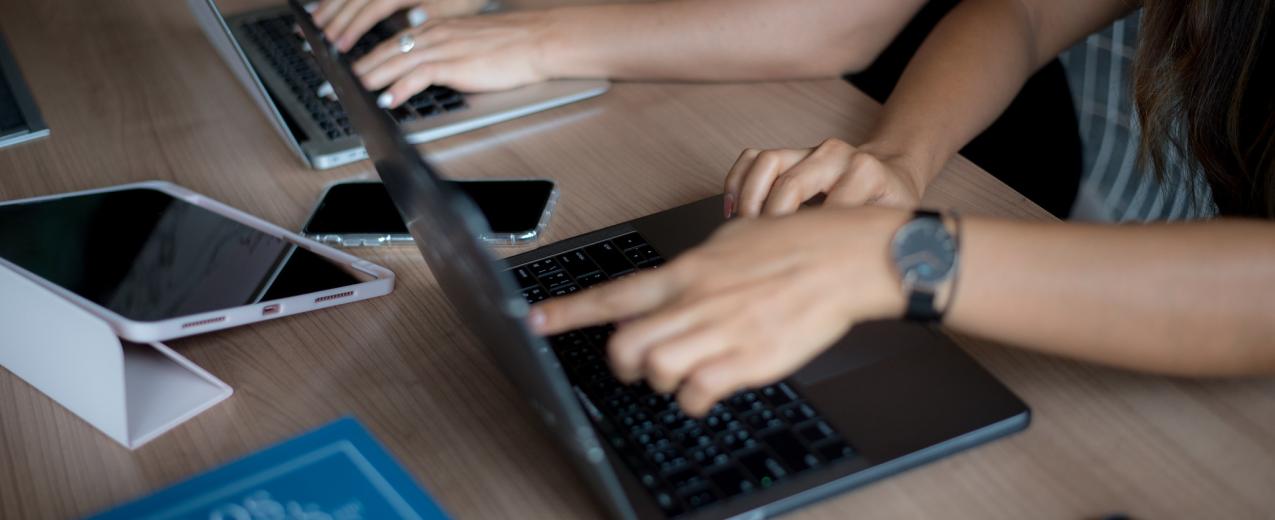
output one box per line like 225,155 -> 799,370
1059,12 -> 1216,222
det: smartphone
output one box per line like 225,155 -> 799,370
302,179 -> 558,246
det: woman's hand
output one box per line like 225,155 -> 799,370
311,0 -> 488,52
723,138 -> 928,218
353,12 -> 556,104
528,206 -> 909,416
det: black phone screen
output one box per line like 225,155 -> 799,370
304,180 -> 555,235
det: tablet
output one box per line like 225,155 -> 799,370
0,181 -> 394,342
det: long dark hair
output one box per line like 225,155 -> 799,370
1134,0 -> 1275,217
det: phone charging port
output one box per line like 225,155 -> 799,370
262,304 -> 282,316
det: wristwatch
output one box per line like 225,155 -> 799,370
890,209 -> 960,322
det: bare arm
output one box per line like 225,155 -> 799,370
952,217 -> 1275,375
540,0 -> 925,81
725,0 -> 1138,216
531,208 -> 1275,414
866,0 -> 1135,189
355,0 -> 926,101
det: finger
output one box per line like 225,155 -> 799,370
722,148 -> 760,217
336,0 -> 407,51
641,326 -> 736,394
678,351 -> 786,416
528,268 -> 679,336
354,23 -> 448,77
737,149 -> 810,217
324,0 -> 369,43
377,59 -> 462,106
824,160 -> 886,207
359,38 -> 465,90
407,5 -> 430,27
606,297 -> 718,383
416,0 -> 470,19
353,28 -> 414,75
313,0 -> 346,26
760,150 -> 849,217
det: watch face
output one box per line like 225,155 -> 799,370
892,217 -> 956,287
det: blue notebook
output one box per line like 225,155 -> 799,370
90,417 -> 449,520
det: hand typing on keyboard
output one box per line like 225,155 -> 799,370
529,206 -> 910,416
310,0 -> 487,52
352,11 -> 557,106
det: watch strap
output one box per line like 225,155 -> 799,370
905,290 -> 941,322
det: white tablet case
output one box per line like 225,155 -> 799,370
0,264 -> 232,449
0,181 -> 396,448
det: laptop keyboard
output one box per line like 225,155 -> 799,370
508,232 -> 856,517
238,13 -> 467,141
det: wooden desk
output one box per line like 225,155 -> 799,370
1,0 -> 1273,518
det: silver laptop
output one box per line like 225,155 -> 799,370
187,0 -> 608,169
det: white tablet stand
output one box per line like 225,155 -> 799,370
0,264 -> 232,449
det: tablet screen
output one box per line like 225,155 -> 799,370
0,187 -> 366,322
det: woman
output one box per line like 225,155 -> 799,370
314,0 -> 1084,217
528,0 -> 1275,416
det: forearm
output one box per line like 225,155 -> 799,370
947,217 -> 1275,375
861,0 -> 1132,190
536,0 -> 922,81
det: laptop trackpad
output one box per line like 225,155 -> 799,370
790,320 -> 927,387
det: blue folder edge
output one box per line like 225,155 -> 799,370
88,417 -> 449,520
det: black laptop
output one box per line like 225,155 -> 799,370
293,3 -> 1030,518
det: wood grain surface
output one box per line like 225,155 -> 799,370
1,0 -> 1272,519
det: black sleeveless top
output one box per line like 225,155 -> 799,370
844,0 -> 1083,218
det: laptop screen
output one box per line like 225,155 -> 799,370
288,1 -> 636,515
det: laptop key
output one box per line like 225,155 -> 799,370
815,439 -> 855,462
762,429 -> 818,471
583,325 -> 612,347
557,250 -> 600,278
677,484 -> 718,510
521,287 -> 546,303
577,272 -> 606,288
654,491 -> 682,516
798,421 -> 835,444
550,284 -> 580,297
646,447 -> 678,466
527,258 -> 560,277
664,466 -> 702,490
613,233 -> 646,250
738,449 -> 787,486
689,444 -> 720,464
539,270 -> 572,289
625,248 -> 649,265
707,465 -> 755,497
760,384 -> 793,405
585,241 -> 634,277
639,255 -> 665,269
510,267 -> 537,289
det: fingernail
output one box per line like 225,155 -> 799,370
407,6 -> 429,27
723,193 -> 736,219
304,1 -> 319,13
527,308 -> 546,332
316,82 -> 334,99
377,92 -> 394,108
